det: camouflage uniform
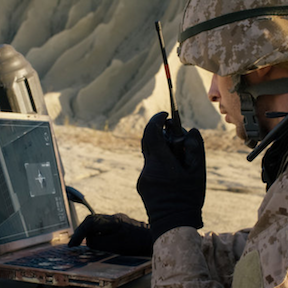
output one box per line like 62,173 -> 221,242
152,164 -> 288,288
150,1 -> 288,287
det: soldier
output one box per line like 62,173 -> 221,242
137,0 -> 288,287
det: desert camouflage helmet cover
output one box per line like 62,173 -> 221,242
178,0 -> 288,77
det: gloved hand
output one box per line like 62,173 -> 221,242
68,213 -> 152,257
137,112 -> 206,242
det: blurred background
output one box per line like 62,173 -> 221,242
1,0 -> 229,137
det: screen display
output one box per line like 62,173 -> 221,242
0,119 -> 69,244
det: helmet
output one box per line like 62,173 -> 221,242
0,44 -> 47,114
178,0 -> 288,77
177,1 -> 288,154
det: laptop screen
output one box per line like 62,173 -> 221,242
0,117 -> 70,245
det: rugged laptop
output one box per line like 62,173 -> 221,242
0,112 -> 151,287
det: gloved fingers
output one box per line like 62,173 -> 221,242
68,214 -> 122,247
184,128 -> 205,169
164,118 -> 188,140
69,213 -> 152,256
185,128 -> 204,147
68,215 -> 94,247
142,112 -> 169,156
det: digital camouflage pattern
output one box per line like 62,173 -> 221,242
240,167 -> 288,288
151,166 -> 288,288
178,0 -> 288,76
152,228 -> 248,288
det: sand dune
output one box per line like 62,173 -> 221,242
2,0 -> 226,136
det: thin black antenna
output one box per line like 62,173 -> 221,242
155,21 -> 182,137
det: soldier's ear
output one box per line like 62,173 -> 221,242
245,66 -> 272,84
255,66 -> 272,79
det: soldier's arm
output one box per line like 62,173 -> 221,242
152,227 -> 250,287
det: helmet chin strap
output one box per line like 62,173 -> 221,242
237,77 -> 288,160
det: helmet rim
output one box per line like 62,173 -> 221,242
178,1 -> 288,76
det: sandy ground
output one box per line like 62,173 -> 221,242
53,124 -> 265,234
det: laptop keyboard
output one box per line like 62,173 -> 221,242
6,244 -> 113,271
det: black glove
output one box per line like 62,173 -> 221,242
137,112 -> 206,242
68,213 -> 152,257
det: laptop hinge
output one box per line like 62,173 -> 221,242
52,232 -> 70,243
